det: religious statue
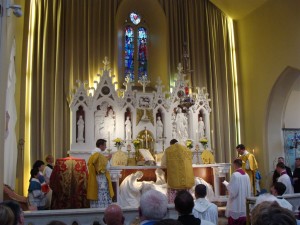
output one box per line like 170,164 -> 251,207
104,108 -> 115,139
156,116 -> 164,139
175,107 -> 188,141
198,116 -> 205,139
125,116 -> 132,141
77,115 -> 85,142
94,106 -> 106,140
119,171 -> 144,207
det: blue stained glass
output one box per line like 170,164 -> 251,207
130,12 -> 141,25
125,26 -> 134,81
138,27 -> 148,80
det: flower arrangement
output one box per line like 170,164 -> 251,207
199,137 -> 208,148
113,138 -> 124,149
132,139 -> 141,149
186,139 -> 193,149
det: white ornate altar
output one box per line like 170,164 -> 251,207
69,57 -> 213,161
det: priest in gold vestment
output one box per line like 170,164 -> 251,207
161,139 -> 195,203
236,144 -> 258,195
87,139 -> 114,208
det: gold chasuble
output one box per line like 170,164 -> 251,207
239,152 -> 258,195
164,143 -> 194,189
87,153 -> 114,200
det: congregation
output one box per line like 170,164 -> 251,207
1,139 -> 300,225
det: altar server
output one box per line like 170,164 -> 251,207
225,158 -> 251,225
276,162 -> 294,194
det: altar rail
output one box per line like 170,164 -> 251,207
246,193 -> 300,225
24,205 -> 177,225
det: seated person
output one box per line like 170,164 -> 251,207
251,201 -> 296,225
270,182 -> 293,211
193,184 -> 218,224
175,190 -> 214,225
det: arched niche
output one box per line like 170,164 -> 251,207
114,0 -> 169,89
266,66 -> 300,172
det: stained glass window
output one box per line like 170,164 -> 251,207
130,12 -> 141,25
124,12 -> 148,81
138,27 -> 148,80
125,26 -> 134,81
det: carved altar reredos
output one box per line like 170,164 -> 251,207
69,57 -> 212,161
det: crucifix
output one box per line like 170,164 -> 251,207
138,75 -> 150,93
103,56 -> 110,70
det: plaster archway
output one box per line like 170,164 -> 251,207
266,66 -> 300,174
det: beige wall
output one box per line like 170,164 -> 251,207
236,0 -> 300,188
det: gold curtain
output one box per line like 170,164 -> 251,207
23,0 -> 238,180
24,0 -> 120,166
159,0 -> 239,163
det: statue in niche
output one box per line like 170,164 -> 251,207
175,107 -> 188,141
198,116 -> 205,139
124,116 -> 132,141
156,116 -> 164,139
94,105 -> 107,140
77,115 -> 85,142
119,171 -> 144,207
104,108 -> 115,139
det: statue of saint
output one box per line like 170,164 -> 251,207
198,116 -> 205,139
77,115 -> 84,142
119,171 -> 144,207
94,107 -> 106,139
175,107 -> 188,141
156,116 -> 163,139
104,108 -> 115,139
125,116 -> 132,140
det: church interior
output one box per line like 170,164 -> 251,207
1,0 -> 300,224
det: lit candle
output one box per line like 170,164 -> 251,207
108,132 -> 110,148
145,130 -> 148,149
211,130 -> 214,149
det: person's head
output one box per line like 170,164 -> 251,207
0,205 -> 14,225
170,139 -> 178,145
47,221 -> 67,225
236,144 -> 246,155
154,219 -> 183,225
30,167 -> 40,179
134,171 -> 143,180
32,160 -> 45,172
271,182 -> 286,196
233,158 -> 243,170
103,204 -> 124,225
96,139 -> 107,151
195,184 -> 207,199
251,201 -> 296,225
45,155 -> 54,164
295,157 -> 300,168
174,190 -> 194,215
139,189 -> 168,221
276,162 -> 285,173
0,200 -> 24,225
278,157 -> 285,163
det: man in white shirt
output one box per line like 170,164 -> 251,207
270,182 -> 293,210
276,162 -> 294,194
193,184 -> 218,224
225,158 -> 251,225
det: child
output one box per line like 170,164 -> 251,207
28,167 -> 48,210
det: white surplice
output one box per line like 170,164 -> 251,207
193,198 -> 218,224
225,169 -> 251,219
278,174 -> 294,194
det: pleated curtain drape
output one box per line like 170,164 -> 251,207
23,0 -> 238,182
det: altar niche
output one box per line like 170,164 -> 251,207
69,57 -> 212,162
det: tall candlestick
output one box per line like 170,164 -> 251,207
211,130 -> 214,149
108,132 -> 110,148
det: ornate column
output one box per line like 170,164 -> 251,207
109,168 -> 123,203
212,163 -> 231,198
